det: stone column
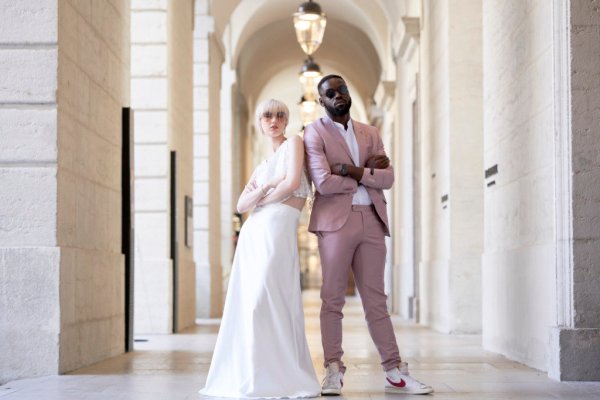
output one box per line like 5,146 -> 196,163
193,0 -> 224,318
131,0 -> 173,333
0,2 -> 60,383
168,0 -> 196,332
372,81 -> 396,309
549,0 -> 600,381
1,0 -> 130,382
446,0 -> 483,333
131,0 -> 196,333
419,0 -> 483,333
391,15 -> 420,319
220,67 -> 236,287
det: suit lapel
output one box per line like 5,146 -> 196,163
353,120 -> 370,166
322,117 -> 354,162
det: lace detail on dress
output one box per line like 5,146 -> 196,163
293,165 -> 313,199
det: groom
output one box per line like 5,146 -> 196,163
304,75 -> 433,395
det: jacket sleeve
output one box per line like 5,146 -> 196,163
304,124 -> 358,195
359,129 -> 394,190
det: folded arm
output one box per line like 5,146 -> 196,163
258,135 -> 304,206
359,138 -> 394,190
304,127 -> 358,195
330,135 -> 394,190
237,168 -> 270,213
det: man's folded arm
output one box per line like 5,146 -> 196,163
304,128 -> 358,195
359,133 -> 394,190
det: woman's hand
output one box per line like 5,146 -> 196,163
245,179 -> 258,192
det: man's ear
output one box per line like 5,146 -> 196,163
318,97 -> 324,107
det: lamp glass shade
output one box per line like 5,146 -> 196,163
299,56 -> 322,96
299,73 -> 321,98
299,97 -> 319,126
293,11 -> 326,55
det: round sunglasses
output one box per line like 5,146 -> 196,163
323,85 -> 349,99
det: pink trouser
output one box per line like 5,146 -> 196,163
317,205 -> 401,372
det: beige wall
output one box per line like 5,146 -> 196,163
57,0 -> 130,372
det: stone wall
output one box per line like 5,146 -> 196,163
549,0 -> 600,381
0,0 -> 130,382
0,0 -> 60,380
482,0 -> 556,370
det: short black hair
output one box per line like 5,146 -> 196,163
317,74 -> 344,94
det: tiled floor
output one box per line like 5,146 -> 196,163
1,291 -> 599,399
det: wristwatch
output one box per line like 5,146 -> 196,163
340,164 -> 348,176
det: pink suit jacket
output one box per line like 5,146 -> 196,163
304,117 -> 394,236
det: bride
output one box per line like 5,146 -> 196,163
199,99 -> 320,398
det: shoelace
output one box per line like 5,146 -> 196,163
322,370 -> 341,387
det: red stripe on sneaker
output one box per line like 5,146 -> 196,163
386,377 -> 406,388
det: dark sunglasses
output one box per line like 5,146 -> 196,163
324,85 -> 349,99
261,111 -> 286,120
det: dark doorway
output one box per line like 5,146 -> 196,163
122,107 -> 135,351
170,151 -> 179,333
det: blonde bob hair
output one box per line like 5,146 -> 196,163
255,99 -> 289,135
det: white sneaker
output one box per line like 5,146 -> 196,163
384,363 -> 433,395
321,362 -> 344,396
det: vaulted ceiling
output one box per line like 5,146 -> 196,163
211,0 -> 408,118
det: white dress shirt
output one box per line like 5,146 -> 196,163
329,117 -> 373,205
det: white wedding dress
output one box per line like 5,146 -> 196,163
199,137 -> 320,399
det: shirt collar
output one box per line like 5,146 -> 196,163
326,115 -> 353,133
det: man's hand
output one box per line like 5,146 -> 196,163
365,155 -> 390,169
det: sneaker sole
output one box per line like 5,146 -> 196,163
384,386 -> 433,395
321,389 -> 342,396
